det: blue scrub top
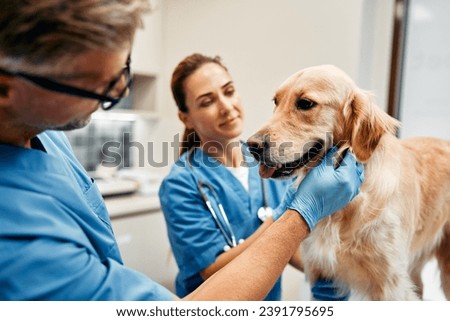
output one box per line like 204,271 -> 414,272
0,131 -> 173,300
159,146 -> 289,300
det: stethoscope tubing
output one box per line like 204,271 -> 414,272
187,147 -> 269,250
199,181 -> 237,248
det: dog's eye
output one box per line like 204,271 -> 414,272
272,97 -> 278,106
295,98 -> 316,110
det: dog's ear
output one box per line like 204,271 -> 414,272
343,89 -> 399,162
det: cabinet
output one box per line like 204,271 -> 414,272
132,0 -> 162,76
94,0 -> 162,121
110,210 -> 178,292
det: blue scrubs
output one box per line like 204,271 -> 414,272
159,146 -> 289,300
0,131 -> 173,300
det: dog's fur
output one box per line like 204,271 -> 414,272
248,65 -> 450,300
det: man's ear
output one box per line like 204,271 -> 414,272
178,111 -> 194,129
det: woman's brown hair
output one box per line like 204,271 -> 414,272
170,53 -> 228,156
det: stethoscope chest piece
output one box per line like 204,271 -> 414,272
257,206 -> 273,222
223,238 -> 244,252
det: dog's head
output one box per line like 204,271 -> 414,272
247,65 -> 399,179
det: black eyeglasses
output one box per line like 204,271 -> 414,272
0,55 -> 132,110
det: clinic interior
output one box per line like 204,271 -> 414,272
65,0 -> 449,300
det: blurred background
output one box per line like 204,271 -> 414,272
65,0 -> 449,300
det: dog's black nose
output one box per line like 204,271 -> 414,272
247,134 -> 267,162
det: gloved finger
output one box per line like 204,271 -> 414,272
340,149 -> 357,166
284,179 -> 298,197
319,145 -> 338,168
340,151 -> 365,183
335,150 -> 360,176
356,162 -> 365,182
273,180 -> 298,220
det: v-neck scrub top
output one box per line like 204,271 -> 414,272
159,146 -> 289,300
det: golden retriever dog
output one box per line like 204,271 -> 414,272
247,65 -> 450,300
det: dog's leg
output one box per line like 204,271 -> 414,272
435,224 -> 450,300
353,260 -> 419,300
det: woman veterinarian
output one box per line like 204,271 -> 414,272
158,53 -> 361,300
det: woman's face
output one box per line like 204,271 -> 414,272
180,62 -> 244,147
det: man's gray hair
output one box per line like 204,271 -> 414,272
0,0 -> 150,71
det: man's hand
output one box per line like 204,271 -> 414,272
274,146 -> 364,230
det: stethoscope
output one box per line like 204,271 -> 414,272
187,147 -> 273,252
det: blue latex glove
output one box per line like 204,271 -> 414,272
311,278 -> 350,301
280,146 -> 364,230
272,177 -> 297,221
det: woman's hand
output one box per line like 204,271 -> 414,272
311,278 -> 350,301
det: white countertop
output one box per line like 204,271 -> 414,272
104,193 -> 161,218
94,167 -> 168,218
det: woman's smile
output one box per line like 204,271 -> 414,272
219,116 -> 240,127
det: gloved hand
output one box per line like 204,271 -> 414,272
311,278 -> 350,301
272,177 -> 297,220
275,146 -> 364,230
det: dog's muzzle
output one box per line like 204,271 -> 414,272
247,134 -> 324,179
